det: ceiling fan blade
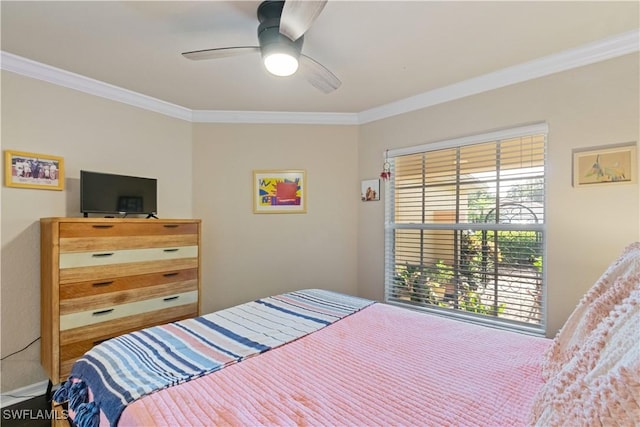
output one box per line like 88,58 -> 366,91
182,46 -> 260,61
279,0 -> 327,41
299,54 -> 341,94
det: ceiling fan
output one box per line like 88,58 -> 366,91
182,0 -> 341,94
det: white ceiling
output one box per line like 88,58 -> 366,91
1,1 -> 639,117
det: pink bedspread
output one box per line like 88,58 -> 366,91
119,303 -> 551,426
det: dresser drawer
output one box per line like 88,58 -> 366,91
60,234 -> 198,252
60,279 -> 198,315
59,258 -> 198,284
60,245 -> 198,268
60,290 -> 198,331
60,221 -> 198,238
60,268 -> 198,300
59,303 -> 198,346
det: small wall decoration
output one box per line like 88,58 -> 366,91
380,149 -> 391,180
253,170 -> 306,213
361,179 -> 380,201
572,142 -> 637,187
4,150 -> 65,190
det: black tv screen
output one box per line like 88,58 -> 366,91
81,170 -> 157,217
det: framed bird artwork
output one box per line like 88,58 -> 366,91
572,142 -> 637,187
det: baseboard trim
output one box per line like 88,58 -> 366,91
0,380 -> 51,408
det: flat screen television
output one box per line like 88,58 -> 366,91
80,170 -> 157,217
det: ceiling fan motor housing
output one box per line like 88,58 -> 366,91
257,0 -> 303,60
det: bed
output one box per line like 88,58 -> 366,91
54,243 -> 640,427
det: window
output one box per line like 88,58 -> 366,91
384,124 -> 547,335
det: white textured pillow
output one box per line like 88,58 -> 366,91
531,287 -> 640,426
541,242 -> 640,381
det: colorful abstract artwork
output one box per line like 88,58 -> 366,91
253,170 -> 306,213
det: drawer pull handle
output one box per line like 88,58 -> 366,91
163,272 -> 179,277
163,248 -> 179,253
92,281 -> 114,287
92,252 -> 114,258
92,225 -> 114,229
163,296 -> 179,302
92,308 -> 114,316
164,224 -> 179,228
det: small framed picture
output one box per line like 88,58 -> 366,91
4,150 -> 65,190
253,170 -> 306,213
361,179 -> 380,201
572,142 -> 636,187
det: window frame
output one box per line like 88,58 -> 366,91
383,123 -> 548,336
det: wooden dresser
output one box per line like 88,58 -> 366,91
40,217 -> 201,383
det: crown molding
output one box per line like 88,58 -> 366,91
357,29 -> 640,124
1,29 -> 638,125
192,110 -> 358,125
0,51 -> 193,122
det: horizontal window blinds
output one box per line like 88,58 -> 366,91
385,127 -> 546,334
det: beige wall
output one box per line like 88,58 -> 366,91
357,53 -> 640,338
192,123 -> 359,313
1,71 -> 193,391
1,52 -> 638,393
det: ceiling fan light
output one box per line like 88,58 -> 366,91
264,52 -> 299,77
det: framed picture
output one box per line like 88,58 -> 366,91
253,170 -> 306,213
4,150 -> 65,190
361,179 -> 380,201
572,142 -> 637,187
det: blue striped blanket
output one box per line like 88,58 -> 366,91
54,289 -> 374,427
